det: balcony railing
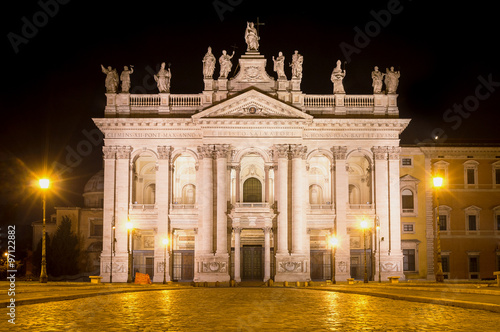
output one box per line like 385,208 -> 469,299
309,203 -> 334,210
348,203 -> 374,210
130,203 -> 156,210
234,202 -> 271,209
170,204 -> 197,209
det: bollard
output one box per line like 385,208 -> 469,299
284,281 -> 288,287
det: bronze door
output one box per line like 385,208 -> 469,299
242,246 -> 263,280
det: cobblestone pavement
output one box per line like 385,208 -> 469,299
10,288 -> 500,331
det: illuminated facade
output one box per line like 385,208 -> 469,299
94,26 -> 411,283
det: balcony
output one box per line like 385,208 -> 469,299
129,203 -> 157,215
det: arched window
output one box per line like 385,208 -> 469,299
402,189 -> 414,212
243,177 -> 262,202
182,184 -> 196,204
309,184 -> 323,204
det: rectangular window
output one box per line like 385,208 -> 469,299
497,215 -> 500,231
466,168 -> 475,184
403,249 -> 415,271
439,215 -> 447,231
401,158 -> 412,166
469,256 -> 479,273
90,222 -> 103,237
496,169 -> 500,185
468,215 -> 477,231
403,223 -> 414,232
441,256 -> 449,273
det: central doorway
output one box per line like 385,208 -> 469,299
241,246 -> 263,280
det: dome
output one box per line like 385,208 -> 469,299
83,170 -> 104,208
84,169 -> 104,193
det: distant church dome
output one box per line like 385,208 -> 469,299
83,169 -> 104,208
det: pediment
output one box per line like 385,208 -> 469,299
192,89 -> 312,120
400,174 -> 420,183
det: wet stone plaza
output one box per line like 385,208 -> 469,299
13,288 -> 500,331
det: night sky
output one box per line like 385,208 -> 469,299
1,1 -> 499,250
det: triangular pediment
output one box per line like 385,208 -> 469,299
192,89 -> 312,120
400,174 -> 421,183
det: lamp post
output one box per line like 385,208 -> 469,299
162,237 -> 169,284
110,221 -> 115,283
39,178 -> 49,283
360,219 -> 368,283
433,176 -> 444,283
126,221 -> 133,283
329,235 -> 338,284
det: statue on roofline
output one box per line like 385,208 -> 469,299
273,52 -> 286,79
331,60 -> 346,94
385,66 -> 400,94
154,62 -> 171,93
245,22 -> 259,51
219,50 -> 235,78
371,66 -> 384,94
101,64 -> 119,93
202,46 -> 216,79
290,50 -> 303,80
120,65 -> 134,93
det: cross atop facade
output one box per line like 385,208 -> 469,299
255,17 -> 265,35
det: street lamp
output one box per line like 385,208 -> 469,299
162,237 -> 169,284
126,221 -> 133,283
329,235 -> 338,284
39,178 -> 50,283
360,219 -> 368,283
433,176 -> 444,282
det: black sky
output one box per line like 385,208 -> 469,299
1,0 -> 500,234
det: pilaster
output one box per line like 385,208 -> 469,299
331,146 -> 350,281
153,146 -> 172,282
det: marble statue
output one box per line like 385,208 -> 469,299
273,52 -> 286,79
245,22 -> 259,51
101,65 -> 119,93
120,65 -> 134,93
290,50 -> 303,79
202,46 -> 216,79
219,50 -> 235,78
154,62 -> 171,93
371,66 -> 385,94
330,60 -> 346,94
385,66 -> 400,94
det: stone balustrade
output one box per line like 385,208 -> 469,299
105,92 -> 398,116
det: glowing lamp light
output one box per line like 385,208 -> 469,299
163,238 -> 169,246
126,221 -> 133,230
433,176 -> 443,188
329,236 -> 338,248
360,220 -> 368,229
39,178 -> 50,189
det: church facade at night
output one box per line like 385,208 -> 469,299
93,23 -> 422,283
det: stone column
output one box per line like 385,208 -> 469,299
274,144 -> 289,255
264,226 -> 272,282
233,227 -> 241,282
331,146 -> 350,281
290,144 -> 307,254
101,146 -> 116,282
114,146 -> 132,282
372,146 -> 389,258
215,144 -> 230,255
197,145 -> 214,254
264,165 -> 271,203
153,146 -> 172,282
235,166 -> 241,203
387,147 -> 404,278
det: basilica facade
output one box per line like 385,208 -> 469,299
94,24 -> 410,283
